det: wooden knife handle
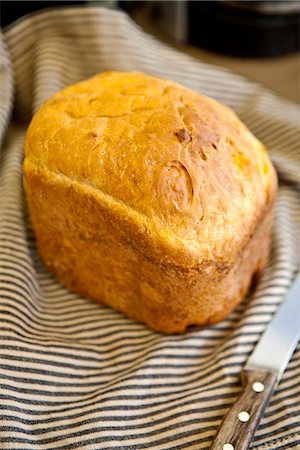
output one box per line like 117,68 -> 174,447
210,369 -> 277,450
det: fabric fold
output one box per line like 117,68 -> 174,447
0,6 -> 299,449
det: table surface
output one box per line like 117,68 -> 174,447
133,10 -> 300,105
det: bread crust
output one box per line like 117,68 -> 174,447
24,71 -> 277,333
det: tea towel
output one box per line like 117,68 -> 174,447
0,6 -> 299,449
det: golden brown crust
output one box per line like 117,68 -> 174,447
24,71 -> 277,333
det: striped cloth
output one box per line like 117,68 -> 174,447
0,6 -> 299,450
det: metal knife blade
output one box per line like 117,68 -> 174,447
245,272 -> 300,380
210,272 -> 300,450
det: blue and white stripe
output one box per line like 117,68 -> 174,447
0,6 -> 299,449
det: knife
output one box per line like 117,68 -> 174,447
210,272 -> 300,450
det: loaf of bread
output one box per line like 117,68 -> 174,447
24,71 -> 277,333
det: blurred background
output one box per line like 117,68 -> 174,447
1,0 -> 300,103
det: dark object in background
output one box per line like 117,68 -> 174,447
139,0 -> 300,57
1,1 -> 86,27
2,1 -> 299,57
189,1 -> 300,57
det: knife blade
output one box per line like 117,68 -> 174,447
210,272 -> 300,450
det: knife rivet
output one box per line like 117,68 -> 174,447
252,382 -> 264,393
238,411 -> 250,422
223,444 -> 234,450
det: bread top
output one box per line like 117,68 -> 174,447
25,71 -> 277,265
